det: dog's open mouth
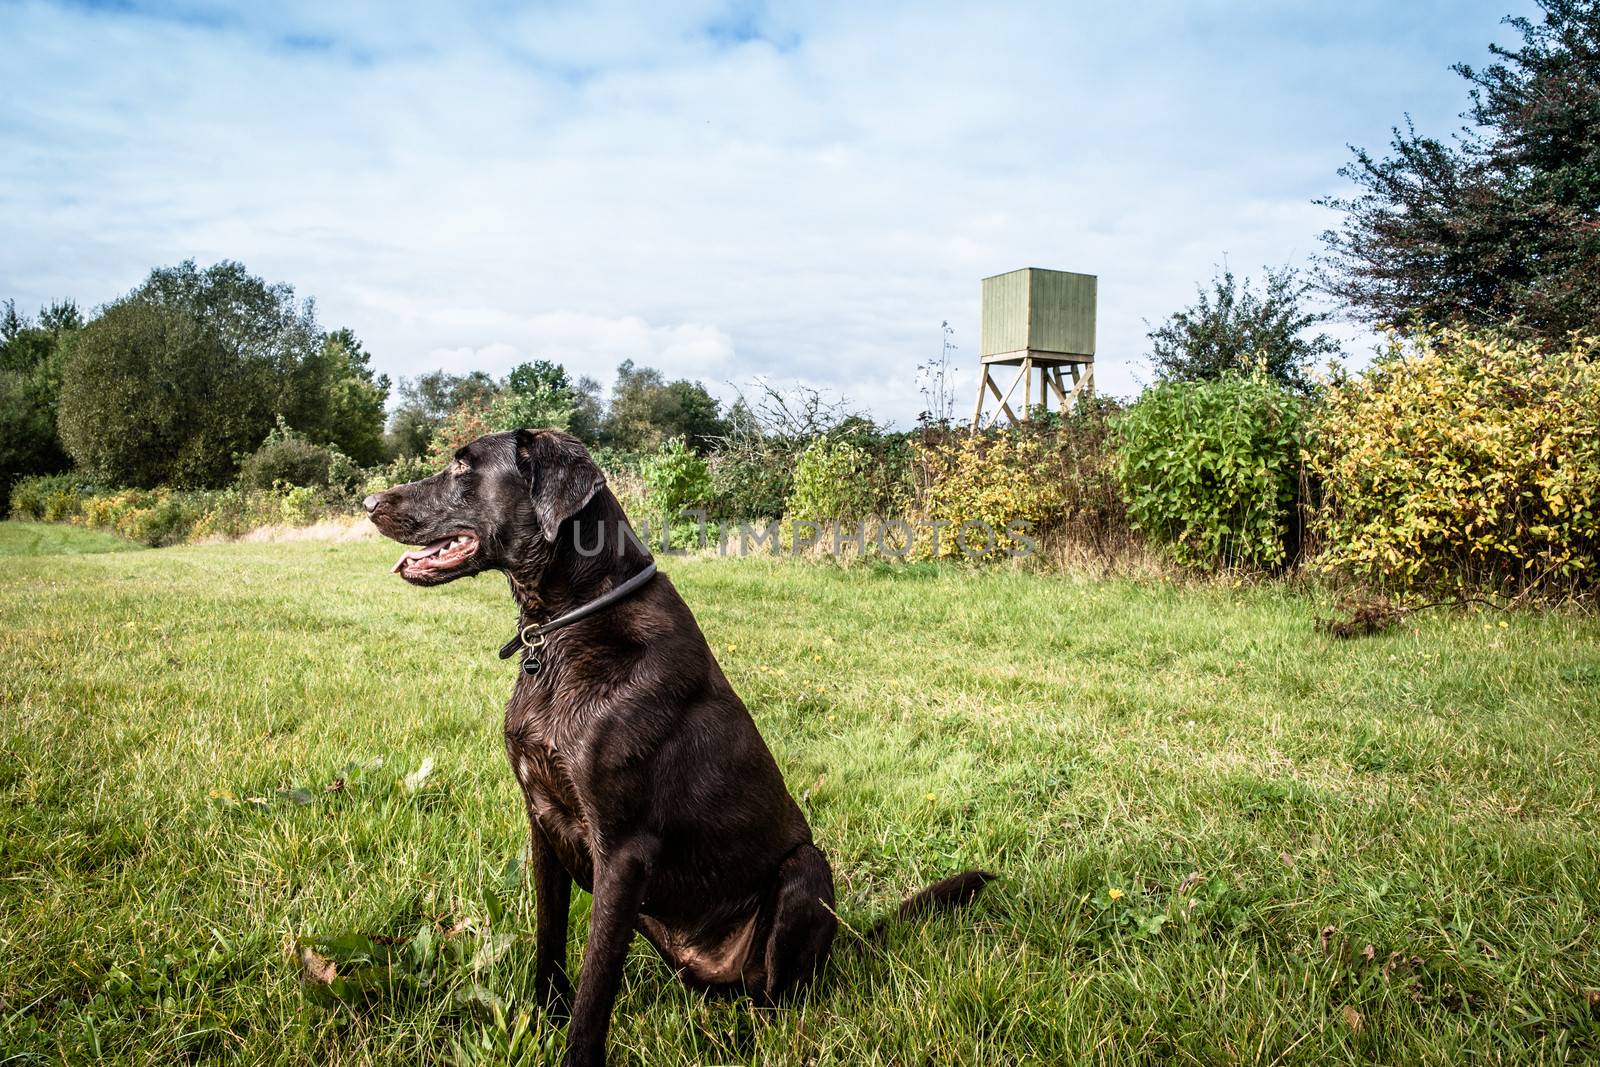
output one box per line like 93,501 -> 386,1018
392,531 -> 480,579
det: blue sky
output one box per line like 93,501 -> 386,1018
1,0 -> 1539,424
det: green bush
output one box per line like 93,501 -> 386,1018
786,435 -> 912,521
237,418 -> 333,491
12,480 -> 351,546
1114,373 -> 1305,569
75,488 -> 202,546
641,437 -> 711,518
362,455 -> 435,496
189,487 -> 254,540
124,493 -> 206,547
10,473 -> 90,522
589,448 -> 648,523
1308,326 -> 1600,596
323,449 -> 364,510
587,446 -> 646,479
277,485 -> 326,525
707,440 -> 794,521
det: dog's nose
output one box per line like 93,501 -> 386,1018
363,494 -> 380,514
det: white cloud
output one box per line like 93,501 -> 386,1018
0,0 -> 1539,424
420,311 -> 735,385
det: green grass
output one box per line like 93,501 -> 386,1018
2,523 -> 1598,1064
0,519 -> 143,557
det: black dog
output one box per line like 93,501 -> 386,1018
366,429 -> 992,1066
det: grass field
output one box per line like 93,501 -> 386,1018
0,520 -> 145,557
2,522 -> 1599,1065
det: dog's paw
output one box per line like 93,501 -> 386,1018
537,974 -> 572,1020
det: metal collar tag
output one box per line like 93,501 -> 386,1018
498,561 -> 658,674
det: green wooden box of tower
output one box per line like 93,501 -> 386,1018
973,267 -> 1097,426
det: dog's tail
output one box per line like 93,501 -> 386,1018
864,869 -> 996,941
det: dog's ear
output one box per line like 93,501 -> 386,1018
516,429 -> 606,542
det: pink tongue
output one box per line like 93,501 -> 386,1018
392,536 -> 454,574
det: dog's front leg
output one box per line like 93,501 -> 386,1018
529,825 -> 573,1016
564,837 -> 658,1067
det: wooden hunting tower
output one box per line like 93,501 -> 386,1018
971,267 -> 1096,428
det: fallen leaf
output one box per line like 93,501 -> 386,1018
471,931 -> 516,973
402,756 -> 435,794
1278,851 -> 1296,867
1177,871 -> 1206,895
1319,925 -> 1337,954
1342,1005 -> 1363,1034
297,944 -> 337,985
325,777 -> 346,794
1362,944 -> 1377,962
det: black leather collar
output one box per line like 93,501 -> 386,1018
498,561 -> 658,674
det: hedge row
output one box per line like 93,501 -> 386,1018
9,457 -> 432,547
13,326 -> 1596,596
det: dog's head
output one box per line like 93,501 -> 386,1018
365,429 -> 606,586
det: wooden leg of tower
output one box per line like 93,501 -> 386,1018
971,366 -> 989,429
1066,363 -> 1090,410
1022,356 -> 1032,418
988,366 -> 1025,425
1045,367 -> 1070,409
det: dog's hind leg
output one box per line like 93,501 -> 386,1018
759,843 -> 837,1004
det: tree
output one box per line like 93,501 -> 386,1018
505,358 -> 570,398
601,360 -> 728,452
660,379 -> 728,450
0,299 -> 81,507
59,301 -> 236,487
1146,266 -> 1339,394
298,329 -> 390,465
603,360 -> 670,450
135,259 -> 322,384
567,375 -> 605,444
488,359 -> 576,433
57,261 -> 323,487
386,369 -> 498,457
1317,1 -> 1600,341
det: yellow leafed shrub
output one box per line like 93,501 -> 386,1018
1308,326 -> 1600,596
911,431 -> 1070,559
